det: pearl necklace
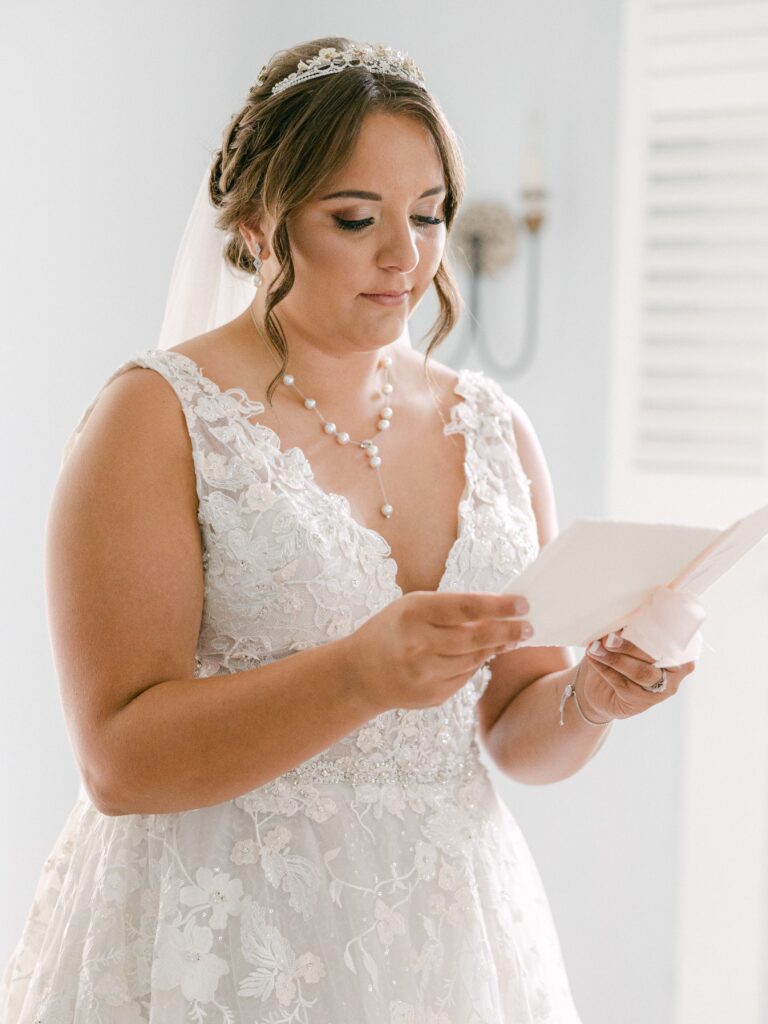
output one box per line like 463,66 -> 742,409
249,305 -> 396,518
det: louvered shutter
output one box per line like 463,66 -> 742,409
610,0 -> 768,522
609,3 -> 768,1021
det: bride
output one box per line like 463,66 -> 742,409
0,36 -> 698,1023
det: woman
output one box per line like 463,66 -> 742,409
1,36 -> 696,1023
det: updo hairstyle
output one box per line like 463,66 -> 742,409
209,36 -> 466,403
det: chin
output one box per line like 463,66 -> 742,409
348,321 -> 406,349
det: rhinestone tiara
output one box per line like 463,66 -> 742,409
259,42 -> 427,97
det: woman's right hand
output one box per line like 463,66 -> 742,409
339,590 -> 533,714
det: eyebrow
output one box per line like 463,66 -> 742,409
320,185 -> 446,201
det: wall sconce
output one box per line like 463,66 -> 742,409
447,120 -> 548,378
448,189 -> 546,377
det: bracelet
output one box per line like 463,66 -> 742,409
559,659 -> 613,727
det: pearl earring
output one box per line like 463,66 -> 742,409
252,243 -> 263,288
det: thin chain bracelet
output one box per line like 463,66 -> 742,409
559,659 -> 614,727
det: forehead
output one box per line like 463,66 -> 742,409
329,111 -> 444,186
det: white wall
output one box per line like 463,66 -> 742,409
0,3 -> 672,1023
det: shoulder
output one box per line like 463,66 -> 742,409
87,354 -> 191,440
61,351 -> 199,495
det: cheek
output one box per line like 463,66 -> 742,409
289,223 -> 446,290
415,234 -> 445,282
290,228 -> 359,281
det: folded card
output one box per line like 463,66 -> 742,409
502,502 -> 768,657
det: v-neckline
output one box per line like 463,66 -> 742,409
161,350 -> 475,597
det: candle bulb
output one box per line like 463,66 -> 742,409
521,110 -> 545,191
521,111 -> 546,233
522,148 -> 543,192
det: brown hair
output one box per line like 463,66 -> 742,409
209,36 -> 466,403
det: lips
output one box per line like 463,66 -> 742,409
361,291 -> 410,306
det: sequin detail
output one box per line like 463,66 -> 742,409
0,348 -> 584,1024
280,742 -> 484,788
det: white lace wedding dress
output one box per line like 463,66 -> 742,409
1,349 -> 583,1023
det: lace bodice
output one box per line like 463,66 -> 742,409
66,348 -> 540,786
0,351 -> 587,1024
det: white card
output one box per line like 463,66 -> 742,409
501,502 -> 768,649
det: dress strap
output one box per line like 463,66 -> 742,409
444,369 -> 536,527
61,348 -> 266,467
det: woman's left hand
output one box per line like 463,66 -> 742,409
580,631 -> 697,721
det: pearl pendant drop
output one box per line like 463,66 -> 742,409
252,304 -> 395,518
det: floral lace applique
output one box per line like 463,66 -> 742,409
0,348 -> 583,1024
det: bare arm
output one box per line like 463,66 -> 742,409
476,398 -> 613,784
483,664 -> 612,784
46,366 -> 376,816
95,640 -> 374,815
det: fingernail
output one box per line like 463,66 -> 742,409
514,597 -> 529,615
520,623 -> 533,639
605,633 -> 622,649
588,640 -> 604,654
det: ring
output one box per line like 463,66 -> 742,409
641,666 -> 668,694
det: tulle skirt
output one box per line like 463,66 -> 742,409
1,766 -> 582,1023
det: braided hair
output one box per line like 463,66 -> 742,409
207,36 -> 465,404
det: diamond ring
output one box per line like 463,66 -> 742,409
642,666 -> 668,693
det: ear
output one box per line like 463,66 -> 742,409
240,208 -> 280,260
238,215 -> 272,261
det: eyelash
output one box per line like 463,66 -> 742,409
334,216 -> 445,232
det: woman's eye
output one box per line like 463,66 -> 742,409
333,216 -> 445,232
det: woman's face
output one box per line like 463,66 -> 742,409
255,110 -> 448,352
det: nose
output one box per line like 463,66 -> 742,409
377,215 -> 420,276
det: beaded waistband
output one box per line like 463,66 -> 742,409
280,747 -> 483,788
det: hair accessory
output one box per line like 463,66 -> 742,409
559,660 -> 613,727
261,42 -> 427,97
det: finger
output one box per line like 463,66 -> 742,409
587,650 -> 676,694
677,660 -> 697,676
600,631 -> 656,664
429,620 -> 531,656
592,635 -> 667,671
418,590 -> 529,626
436,648 -> 505,682
593,644 -> 692,680
586,656 -> 665,697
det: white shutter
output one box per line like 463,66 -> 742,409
637,100 -> 768,478
610,0 -> 768,522
609,3 -> 768,1022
